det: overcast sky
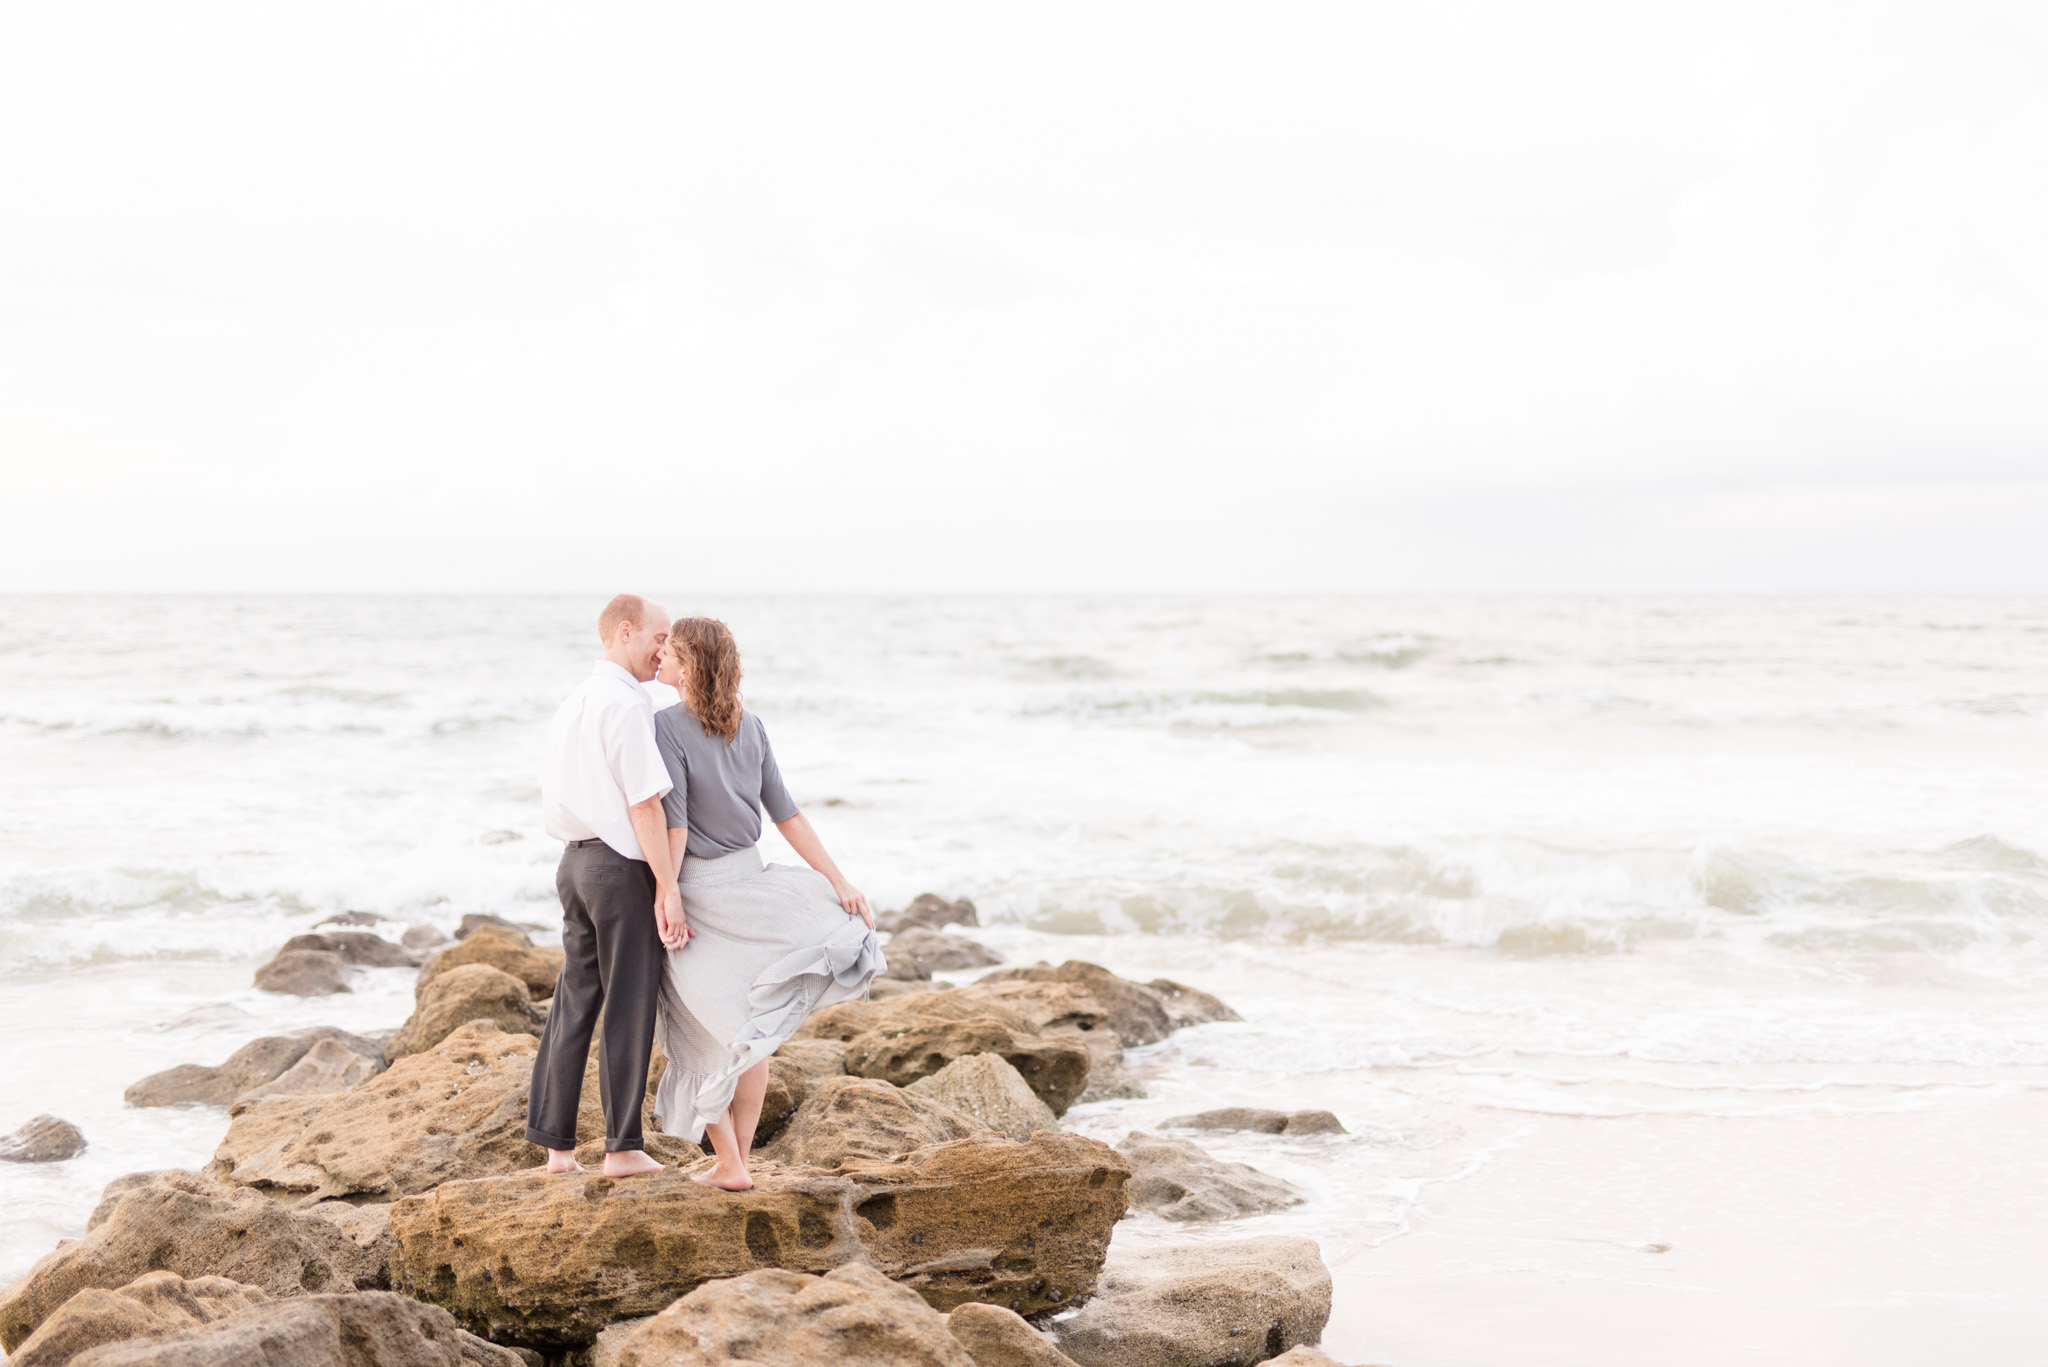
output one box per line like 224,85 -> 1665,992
3,2 -> 2045,592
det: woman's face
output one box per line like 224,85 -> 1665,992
655,646 -> 685,689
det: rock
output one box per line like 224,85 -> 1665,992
65,1291 -> 521,1366
1159,1109 -> 1346,1136
307,1200 -> 396,1270
906,1054 -> 1056,1141
882,948 -> 933,980
126,1028 -> 386,1109
948,1302 -> 1082,1367
234,1037 -> 386,1104
253,948 -> 351,996
0,1115 -> 85,1163
457,914 -> 538,942
388,1130 -> 1129,1351
279,931 -> 417,968
755,1055 -> 810,1148
890,927 -> 1004,972
1145,979 -> 1242,1031
847,1018 -> 1090,1117
0,1170 -> 384,1352
403,923 -> 451,950
1116,1132 -> 1304,1221
316,911 -> 384,928
417,934 -> 562,1002
589,1317 -> 649,1367
771,1038 -> 848,1084
952,981 -> 1111,1038
615,1264 -> 974,1366
978,962 -> 1173,1046
6,1271 -> 271,1367
1051,1238 -> 1333,1367
877,894 -> 979,935
1264,1349 -> 1352,1366
759,1076 -> 988,1168
215,1022 -> 542,1202
871,977 -> 952,1000
384,964 -> 545,1063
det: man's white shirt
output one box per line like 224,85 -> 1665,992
541,661 -> 673,861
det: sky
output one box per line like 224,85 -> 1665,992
2,1 -> 2046,593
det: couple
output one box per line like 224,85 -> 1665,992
525,593 -> 881,1190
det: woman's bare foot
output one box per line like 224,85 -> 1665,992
690,1159 -> 753,1191
600,1149 -> 664,1179
542,1149 -> 582,1175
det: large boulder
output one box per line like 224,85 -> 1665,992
845,1017 -> 1090,1117
234,1037 -> 386,1104
417,933 -> 562,1002
1161,1109 -> 1346,1136
0,1115 -> 85,1163
759,1076 -> 987,1168
889,927 -> 1003,972
1051,1238 -> 1333,1367
278,931 -> 418,968
126,1029 -> 386,1108
215,1023 -> 541,1202
6,1272 -> 269,1367
388,1130 -> 1130,1351
253,949 -> 351,996
614,1264 -> 973,1367
906,1054 -> 1056,1141
877,894 -> 979,935
0,1171 -> 384,1352
977,962 -> 1175,1046
1117,1132 -> 1304,1221
65,1292 -> 520,1366
384,964 -> 544,1063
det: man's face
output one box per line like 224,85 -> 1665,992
618,604 -> 670,682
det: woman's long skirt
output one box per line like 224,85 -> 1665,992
652,846 -> 882,1142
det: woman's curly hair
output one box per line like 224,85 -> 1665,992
668,616 -> 744,743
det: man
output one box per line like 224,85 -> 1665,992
526,592 -> 687,1177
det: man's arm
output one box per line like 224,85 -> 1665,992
630,796 -> 686,947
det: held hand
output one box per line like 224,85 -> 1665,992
833,881 -> 874,929
655,886 -> 692,950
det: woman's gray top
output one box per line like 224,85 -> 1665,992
653,705 -> 799,859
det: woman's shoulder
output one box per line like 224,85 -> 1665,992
655,704 -> 707,739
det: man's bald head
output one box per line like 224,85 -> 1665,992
597,593 -> 671,682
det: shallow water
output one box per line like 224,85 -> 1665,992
3,594 -> 2045,1364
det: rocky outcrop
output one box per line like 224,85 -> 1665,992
278,931 -> 418,968
0,1115 -> 85,1163
977,962 -> 1178,1046
889,927 -> 1003,971
6,1272 -> 270,1367
845,1017 -> 1091,1117
0,1171 -> 384,1352
416,932 -> 561,1002
1051,1238 -> 1333,1367
126,1028 -> 387,1109
384,964 -> 545,1062
1161,1109 -> 1346,1136
759,1076 -> 988,1168
877,894 -> 979,934
388,1130 -> 1130,1350
906,1054 -> 1056,1141
613,1264 -> 973,1367
234,1037 -> 386,1103
64,1292 -> 521,1366
215,1023 -> 541,1202
253,949 -> 351,996
1117,1132 -> 1304,1221
946,1302 -> 1083,1366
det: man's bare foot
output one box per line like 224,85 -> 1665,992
600,1149 -> 664,1179
542,1149 -> 582,1175
691,1160 -> 753,1191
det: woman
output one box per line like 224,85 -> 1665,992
649,616 -> 881,1191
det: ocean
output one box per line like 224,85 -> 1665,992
3,594 -> 2045,1365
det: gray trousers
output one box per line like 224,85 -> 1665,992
524,840 -> 664,1153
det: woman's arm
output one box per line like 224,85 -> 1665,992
775,813 -> 874,928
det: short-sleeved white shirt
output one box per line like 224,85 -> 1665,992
541,661 -> 673,861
